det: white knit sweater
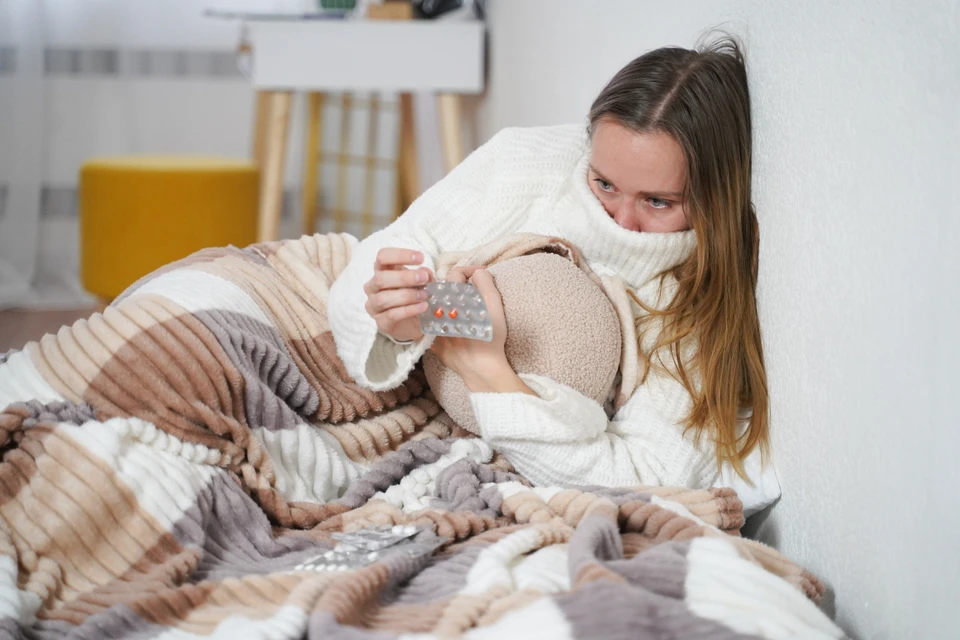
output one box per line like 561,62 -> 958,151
328,124 -> 718,489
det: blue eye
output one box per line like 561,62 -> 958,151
648,197 -> 670,210
594,178 -> 615,193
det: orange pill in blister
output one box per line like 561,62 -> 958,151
449,308 -> 458,319
434,307 -> 444,318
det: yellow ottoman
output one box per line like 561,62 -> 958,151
80,156 -> 259,300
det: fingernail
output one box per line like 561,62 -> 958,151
417,270 -> 428,283
417,290 -> 427,301
412,251 -> 423,262
418,301 -> 428,311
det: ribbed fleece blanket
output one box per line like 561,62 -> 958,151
0,233 -> 844,639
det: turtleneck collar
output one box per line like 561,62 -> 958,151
547,140 -> 697,288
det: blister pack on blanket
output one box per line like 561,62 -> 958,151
293,525 -> 447,573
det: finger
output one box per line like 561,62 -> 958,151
446,265 -> 482,284
458,265 -> 484,279
446,269 -> 467,284
375,248 -> 424,270
372,267 -> 432,291
470,268 -> 501,303
368,287 -> 427,314
378,301 -> 428,324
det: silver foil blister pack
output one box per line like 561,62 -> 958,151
418,281 -> 493,342
293,525 -> 447,574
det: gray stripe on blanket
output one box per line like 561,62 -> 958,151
337,438 -> 453,509
555,579 -> 763,639
1,399 -> 98,426
562,515 -> 762,639
9,605 -> 165,639
178,473 -> 330,583
382,544 -> 486,606
192,309 -> 321,429
431,456 -> 524,517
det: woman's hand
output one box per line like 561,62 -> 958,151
429,267 -> 535,396
364,248 -> 432,342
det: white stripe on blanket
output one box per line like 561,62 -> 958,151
0,554 -> 41,624
462,596 -> 574,640
130,268 -> 272,325
0,350 -> 66,407
61,418 -> 220,530
153,604 -> 309,640
252,424 -> 364,503
685,537 -> 845,639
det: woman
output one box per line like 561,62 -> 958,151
328,36 -> 768,489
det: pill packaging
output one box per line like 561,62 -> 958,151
418,281 -> 493,342
292,525 -> 447,573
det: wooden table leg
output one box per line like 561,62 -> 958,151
396,92 -> 419,217
257,91 -> 292,243
301,91 -> 325,236
436,92 -> 465,174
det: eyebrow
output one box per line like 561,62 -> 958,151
588,164 -> 684,199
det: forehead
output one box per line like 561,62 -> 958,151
589,120 -> 687,195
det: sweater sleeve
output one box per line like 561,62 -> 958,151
469,367 -> 718,489
328,129 -> 516,390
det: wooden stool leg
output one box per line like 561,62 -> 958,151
437,92 -> 465,174
257,91 -> 293,243
361,93 -> 381,237
396,92 -> 420,218
301,91 -> 325,236
252,90 -> 272,168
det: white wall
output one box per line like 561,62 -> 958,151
479,1 -> 959,638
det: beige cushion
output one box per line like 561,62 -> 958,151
423,252 -> 622,435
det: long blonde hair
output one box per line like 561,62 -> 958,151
588,35 -> 768,479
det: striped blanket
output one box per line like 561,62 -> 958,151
0,233 -> 844,639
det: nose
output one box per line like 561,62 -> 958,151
608,200 -> 636,230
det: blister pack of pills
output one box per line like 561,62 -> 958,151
292,525 -> 447,574
418,281 -> 493,342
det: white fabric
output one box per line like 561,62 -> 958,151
329,124 -> 762,491
61,418 -> 221,531
0,349 -> 66,407
253,424 -> 364,504
130,269 -> 273,324
685,537 -> 845,639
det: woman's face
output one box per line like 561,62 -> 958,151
587,119 -> 690,233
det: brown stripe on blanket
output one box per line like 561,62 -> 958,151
189,255 -> 426,424
320,394 -> 475,464
0,424 -> 196,617
569,484 -> 745,534
25,296 -> 250,462
259,232 -> 355,308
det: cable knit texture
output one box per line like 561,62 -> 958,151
328,124 -> 719,489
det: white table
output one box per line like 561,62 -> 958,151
241,17 -> 486,242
